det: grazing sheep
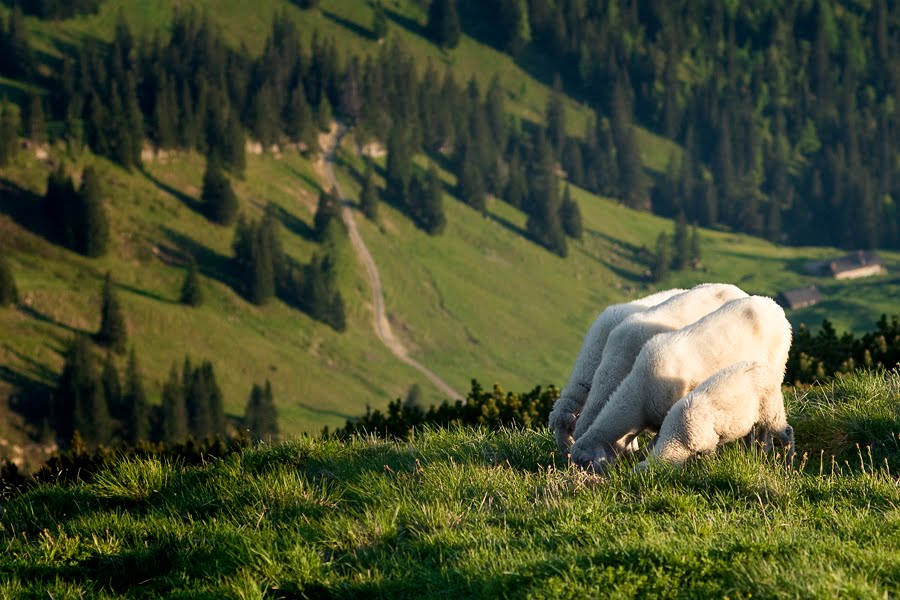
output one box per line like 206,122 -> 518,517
569,295 -> 792,471
549,288 -> 685,453
635,361 -> 794,470
569,282 -> 749,448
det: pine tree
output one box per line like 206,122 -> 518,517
372,1 -> 389,41
560,185 -> 583,240
244,380 -> 279,441
652,232 -> 671,282
180,259 -> 204,306
96,272 -> 128,354
0,99 -> 20,167
421,165 -> 447,235
101,352 -> 123,424
360,162 -> 380,221
0,253 -> 18,307
55,335 -> 110,448
186,363 -> 212,439
201,159 -> 239,225
123,348 -> 149,444
427,0 -> 461,49
78,166 -> 110,257
313,187 -> 342,240
456,143 -> 486,212
24,92 -> 45,144
161,363 -> 189,444
688,223 -> 702,269
546,75 -> 566,157
202,361 -> 225,436
672,210 -> 689,271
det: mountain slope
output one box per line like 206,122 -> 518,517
0,0 -> 898,450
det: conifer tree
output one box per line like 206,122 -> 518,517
78,166 -> 110,257
202,361 -> 225,436
55,334 -> 110,448
560,185 -> 583,240
123,348 -> 149,444
161,362 -> 189,444
101,352 -> 123,424
652,232 -> 671,282
360,162 -> 379,221
372,1 -> 388,41
313,187 -> 342,240
180,259 -> 204,306
0,99 -> 20,167
526,173 -> 567,257
244,380 -> 279,441
546,75 -> 567,157
421,165 -> 447,235
1,7 -> 34,80
284,83 -> 317,153
186,363 -> 212,439
0,253 -> 18,307
688,223 -> 702,269
201,159 -> 239,225
316,96 -> 333,132
672,210 -> 689,271
456,144 -> 486,212
427,0 -> 461,50
96,272 -> 128,354
24,92 -> 45,144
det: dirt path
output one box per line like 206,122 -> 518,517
317,125 -> 462,401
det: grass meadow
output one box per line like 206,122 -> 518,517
1,370 -> 899,598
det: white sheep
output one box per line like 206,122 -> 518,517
569,295 -> 792,471
635,361 -> 794,470
549,288 -> 685,453
569,282 -> 749,448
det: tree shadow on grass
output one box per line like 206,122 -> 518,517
140,167 -> 203,215
18,304 -> 92,337
159,227 -> 241,296
322,9 -> 376,41
0,176 -> 47,240
267,203 -> 315,242
116,282 -> 177,305
384,7 -> 429,41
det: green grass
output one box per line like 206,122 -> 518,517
2,0 -> 899,447
2,371 -> 899,597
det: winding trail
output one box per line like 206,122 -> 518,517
318,125 -> 462,401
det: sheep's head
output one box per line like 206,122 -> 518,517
549,409 -> 577,454
570,444 -> 615,475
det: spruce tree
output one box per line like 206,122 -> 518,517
201,159 -> 239,225
78,166 -> 110,257
101,352 -> 123,424
0,253 -> 18,307
360,163 -> 379,221
652,233 -> 671,282
456,144 -> 486,212
427,0 -> 461,50
244,380 -> 279,441
123,348 -> 149,444
203,361 -> 225,436
560,186 -> 583,240
55,335 -> 110,448
421,165 -> 447,235
44,165 -> 78,250
672,210 -> 689,271
372,1 -> 388,41
186,363 -> 212,439
314,187 -> 342,240
96,271 -> 128,354
688,224 -> 702,268
316,96 -> 333,132
161,362 -> 189,444
0,99 -> 20,167
546,75 -> 566,157
284,83 -> 317,153
180,259 -> 204,306
25,92 -> 46,144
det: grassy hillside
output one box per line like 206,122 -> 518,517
1,0 -> 899,450
2,371 -> 900,597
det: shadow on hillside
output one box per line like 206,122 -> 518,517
322,9 -> 375,41
160,227 -> 241,296
0,176 -> 47,240
283,163 -> 323,197
296,402 -> 354,422
117,281 -> 177,305
19,304 -> 92,337
385,8 -> 428,41
140,168 -> 203,215
579,229 -> 648,283
484,209 -> 527,240
267,203 -> 315,242
3,348 -> 57,438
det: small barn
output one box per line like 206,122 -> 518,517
777,285 -> 823,310
826,251 -> 886,279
